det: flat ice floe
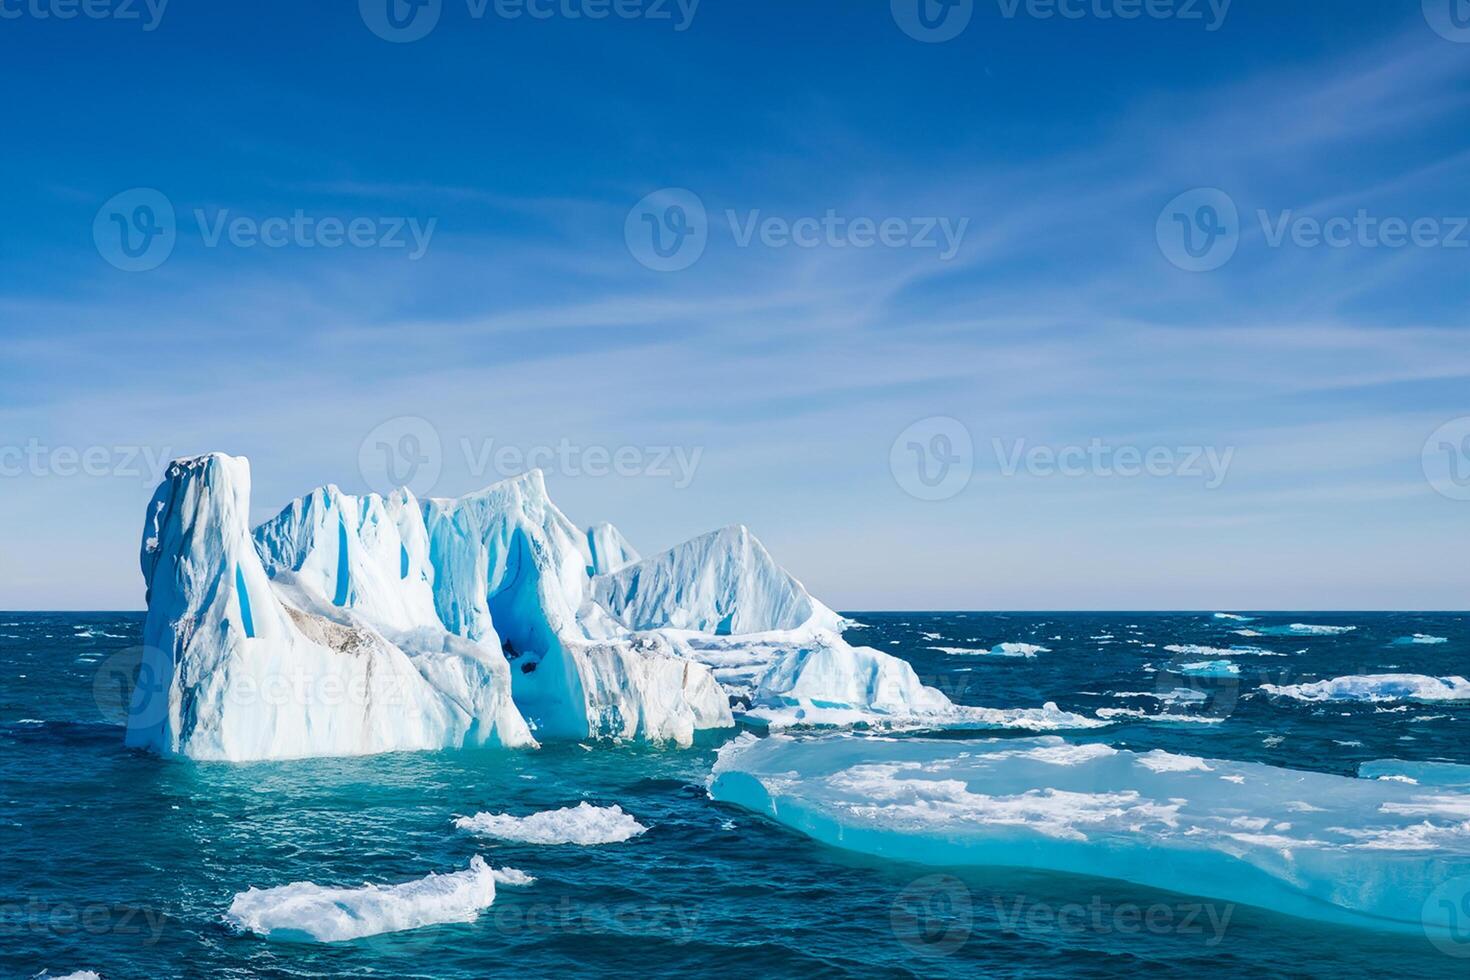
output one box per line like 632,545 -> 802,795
708,734 -> 1470,934
453,802 -> 648,844
1260,674 -> 1470,703
1237,623 -> 1356,637
225,856 -> 525,942
1394,634 -> 1449,645
1360,759 -> 1470,789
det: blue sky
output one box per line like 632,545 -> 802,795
2,0 -> 1468,610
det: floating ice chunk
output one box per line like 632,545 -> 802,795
744,640 -> 1104,732
1094,707 -> 1223,724
454,802 -> 648,844
1175,660 -> 1240,678
591,524 -> 844,635
708,733 -> 1470,935
1360,760 -> 1470,790
1394,634 -> 1449,645
225,856 -> 502,942
1251,624 -> 1357,637
1212,613 -> 1254,621
931,642 -> 1050,658
38,973 -> 102,980
1261,674 -> 1470,703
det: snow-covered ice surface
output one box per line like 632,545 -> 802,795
708,733 -> 1470,935
224,856 -> 516,942
1260,674 -> 1470,703
453,802 -> 648,844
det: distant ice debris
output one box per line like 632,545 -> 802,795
1094,707 -> 1224,724
1246,624 -> 1357,637
1395,634 -> 1449,645
1175,660 -> 1240,678
454,802 -> 648,845
709,733 -> 1470,935
1212,613 -> 1254,622
1164,644 -> 1280,658
928,642 -> 1050,658
225,856 -> 506,942
1260,674 -> 1470,703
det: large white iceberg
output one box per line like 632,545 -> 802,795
132,455 -> 533,761
708,733 -> 1470,935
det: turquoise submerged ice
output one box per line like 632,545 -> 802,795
709,733 -> 1470,935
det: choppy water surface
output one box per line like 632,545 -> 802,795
3,611 -> 1468,978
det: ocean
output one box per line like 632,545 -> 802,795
2,611 -> 1466,978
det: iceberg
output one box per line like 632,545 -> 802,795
1260,674 -> 1470,703
132,455 -> 533,761
591,524 -> 845,636
225,856 -> 521,942
587,521 -> 639,576
454,802 -> 648,844
708,733 -> 1470,935
418,471 -> 731,745
133,453 -> 1076,758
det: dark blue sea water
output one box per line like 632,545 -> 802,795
3,612 -> 1468,979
